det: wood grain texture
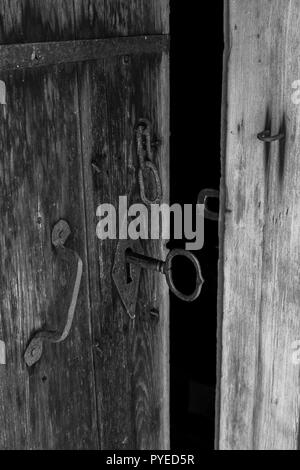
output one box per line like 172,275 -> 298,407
0,0 -> 76,43
0,0 -> 169,450
0,65 -> 98,449
0,0 -> 169,44
0,35 -> 169,72
219,0 -> 300,450
77,50 -> 169,450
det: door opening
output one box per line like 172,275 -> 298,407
170,1 -> 224,449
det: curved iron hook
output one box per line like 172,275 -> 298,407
257,130 -> 285,142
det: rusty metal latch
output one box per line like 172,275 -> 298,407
136,119 -> 162,205
24,220 -> 83,367
198,189 -> 220,221
113,240 -> 204,320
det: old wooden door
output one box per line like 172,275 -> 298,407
0,0 -> 169,450
218,0 -> 300,450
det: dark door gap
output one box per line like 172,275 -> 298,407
170,1 -> 224,450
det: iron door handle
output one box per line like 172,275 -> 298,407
24,220 -> 83,367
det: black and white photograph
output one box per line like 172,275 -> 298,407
0,0 -> 296,455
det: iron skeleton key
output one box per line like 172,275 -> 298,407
113,239 -> 204,320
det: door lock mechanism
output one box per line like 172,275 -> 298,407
113,240 -> 204,320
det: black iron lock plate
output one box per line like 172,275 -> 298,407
112,239 -> 144,320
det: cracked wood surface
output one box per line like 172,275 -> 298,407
0,0 -> 169,450
218,0 -> 300,450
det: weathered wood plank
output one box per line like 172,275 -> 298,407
219,0 -> 300,450
0,0 -> 169,45
77,50 -> 169,449
73,0 -> 169,38
0,64 -> 99,449
0,0 -> 169,450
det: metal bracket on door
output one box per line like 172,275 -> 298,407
136,118 -> 162,205
113,240 -> 204,320
24,220 -> 83,367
